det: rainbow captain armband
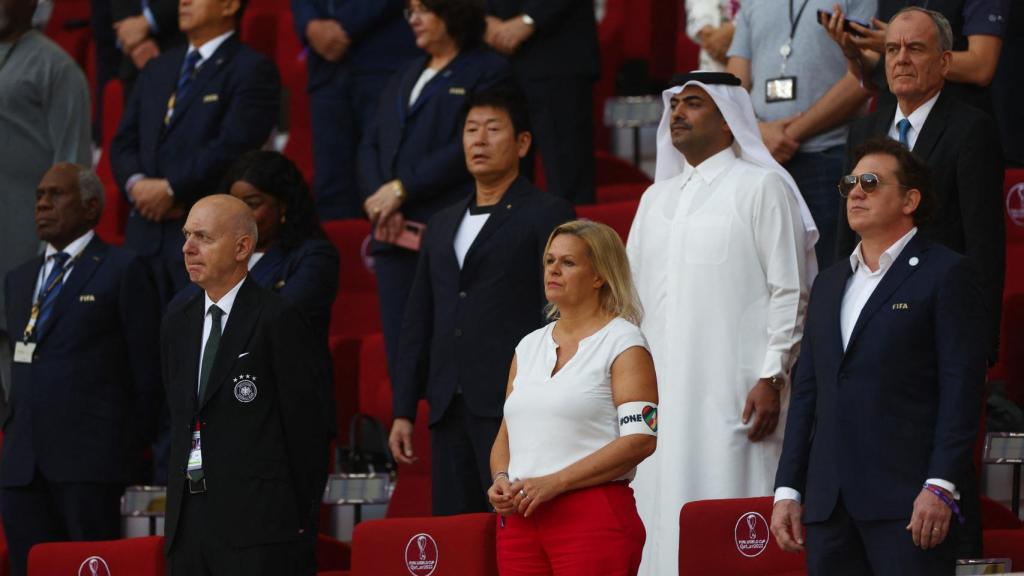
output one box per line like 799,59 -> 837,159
617,402 -> 658,436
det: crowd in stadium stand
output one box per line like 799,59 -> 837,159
0,0 -> 1021,574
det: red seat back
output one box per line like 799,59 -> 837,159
350,514 -> 496,576
981,496 -> 1024,530
983,529 -> 1024,569
576,200 -> 640,243
322,219 -> 381,339
679,497 -> 806,576
28,536 -> 165,576
1004,168 -> 1024,245
96,79 -> 128,245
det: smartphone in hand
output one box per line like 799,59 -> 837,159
816,9 -> 871,37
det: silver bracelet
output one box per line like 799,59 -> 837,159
493,471 -> 509,482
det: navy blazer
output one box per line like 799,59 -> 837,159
1,236 -> 161,486
162,278 -> 327,551
485,0 -> 598,79
110,35 -> 280,257
775,234 -> 987,523
393,176 -> 575,424
357,47 -> 510,241
291,0 -> 417,88
841,91 -> 1005,359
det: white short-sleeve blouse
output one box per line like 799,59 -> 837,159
504,317 -> 650,481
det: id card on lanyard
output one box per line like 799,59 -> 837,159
14,253 -> 79,364
766,0 -> 811,103
187,421 -> 204,473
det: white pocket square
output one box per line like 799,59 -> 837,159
238,352 -> 250,358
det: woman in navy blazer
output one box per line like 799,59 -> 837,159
359,0 -> 510,380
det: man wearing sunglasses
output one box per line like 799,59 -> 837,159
772,137 -> 987,575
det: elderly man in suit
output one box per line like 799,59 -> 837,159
162,195 -> 326,575
388,88 -> 574,515
1,163 -> 161,576
110,0 -> 279,298
772,138 -> 987,576
839,7 -> 1004,362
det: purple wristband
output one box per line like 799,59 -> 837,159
923,483 -> 965,524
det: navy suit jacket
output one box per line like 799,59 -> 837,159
485,0 -> 598,79
290,0 -> 417,88
358,47 -> 510,250
775,234 -> 987,523
1,236 -> 161,486
162,278 -> 327,551
393,176 -> 575,424
110,35 -> 280,258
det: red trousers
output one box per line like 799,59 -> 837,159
496,483 -> 645,576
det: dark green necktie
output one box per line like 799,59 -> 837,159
198,305 -> 223,403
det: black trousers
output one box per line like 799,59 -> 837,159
805,498 -> 955,576
430,394 -> 501,516
0,474 -> 122,576
518,73 -> 595,205
166,488 -> 309,576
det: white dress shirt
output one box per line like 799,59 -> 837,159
197,276 -> 245,394
775,227 -> 956,503
34,230 -> 95,298
888,91 -> 940,151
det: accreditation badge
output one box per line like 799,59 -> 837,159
765,77 -> 797,103
187,429 -> 203,472
13,341 -> 36,364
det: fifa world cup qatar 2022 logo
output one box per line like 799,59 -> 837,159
734,512 -> 770,557
404,533 -> 439,576
78,556 -> 112,576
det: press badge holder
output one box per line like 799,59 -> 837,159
766,42 -> 797,103
187,428 -> 203,474
13,342 -> 35,364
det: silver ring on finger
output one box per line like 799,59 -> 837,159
519,489 -> 528,498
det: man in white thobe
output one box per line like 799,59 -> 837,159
628,71 -> 818,575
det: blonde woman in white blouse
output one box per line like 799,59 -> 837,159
487,220 -> 659,576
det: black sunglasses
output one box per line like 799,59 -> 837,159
837,173 -> 911,197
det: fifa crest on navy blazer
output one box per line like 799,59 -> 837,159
233,374 -> 258,403
892,303 -> 910,310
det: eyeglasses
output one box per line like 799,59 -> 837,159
837,172 -> 912,197
403,6 -> 432,20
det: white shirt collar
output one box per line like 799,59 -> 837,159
679,146 -> 737,188
204,275 -> 245,316
849,227 -> 918,274
189,30 -> 234,65
44,230 -> 94,261
893,91 -> 941,139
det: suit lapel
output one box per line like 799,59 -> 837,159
250,246 -> 286,290
871,101 -> 897,138
909,91 -> 951,160
822,264 -> 854,362
200,277 -> 262,409
182,295 -> 204,415
845,234 -> 927,351
397,55 -> 429,125
165,36 -> 239,134
405,50 -> 475,121
442,194 -> 473,270
38,238 -> 106,343
461,178 -> 527,271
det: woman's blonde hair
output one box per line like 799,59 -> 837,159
543,220 -> 643,325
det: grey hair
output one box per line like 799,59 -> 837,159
891,7 -> 954,52
72,164 -> 106,213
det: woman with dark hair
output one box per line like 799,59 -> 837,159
224,150 -> 339,346
359,0 -> 510,383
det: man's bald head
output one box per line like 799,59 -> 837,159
182,194 -> 258,300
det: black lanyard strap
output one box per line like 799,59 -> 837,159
789,0 -> 814,42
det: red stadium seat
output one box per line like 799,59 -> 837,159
322,219 -> 380,339
1001,294 -> 1024,405
350,514 -> 497,576
316,534 -> 351,572
981,496 -> 1024,530
1004,168 -> 1024,245
0,511 -> 9,576
356,333 -> 432,518
330,334 -> 360,445
679,497 -> 806,576
576,200 -> 640,243
983,529 -> 1024,569
96,79 -> 129,245
28,536 -> 164,576
596,150 -> 652,186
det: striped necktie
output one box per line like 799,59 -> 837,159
36,252 -> 70,333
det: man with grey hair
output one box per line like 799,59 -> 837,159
836,7 -> 1004,558
1,163 -> 161,576
161,195 -> 327,573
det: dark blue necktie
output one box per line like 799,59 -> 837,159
897,118 -> 912,148
36,252 -> 70,332
177,50 -> 202,100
